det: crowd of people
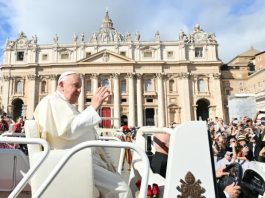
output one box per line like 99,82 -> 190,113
0,113 -> 25,134
0,113 -> 26,150
207,113 -> 265,198
209,113 -> 265,170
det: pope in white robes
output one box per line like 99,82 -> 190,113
34,71 -> 131,198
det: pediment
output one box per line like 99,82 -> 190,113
78,50 -> 135,64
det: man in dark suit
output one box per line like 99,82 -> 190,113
246,134 -> 262,161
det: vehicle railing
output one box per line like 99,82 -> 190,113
1,132 -> 26,137
34,141 -> 149,198
137,126 -> 173,136
98,136 -> 125,174
0,137 -> 50,198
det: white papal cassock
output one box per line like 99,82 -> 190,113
34,91 -> 132,198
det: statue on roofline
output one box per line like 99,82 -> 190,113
135,31 -> 140,41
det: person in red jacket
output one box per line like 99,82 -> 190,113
12,116 -> 24,133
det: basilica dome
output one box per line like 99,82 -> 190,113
90,11 -> 124,43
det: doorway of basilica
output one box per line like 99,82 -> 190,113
145,108 -> 155,126
101,107 -> 111,128
196,99 -> 210,121
121,115 -> 128,126
12,98 -> 24,121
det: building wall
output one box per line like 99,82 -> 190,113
0,16 -> 224,127
255,52 -> 265,70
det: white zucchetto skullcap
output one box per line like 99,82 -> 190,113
58,71 -> 78,85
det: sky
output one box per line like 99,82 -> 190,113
0,0 -> 265,63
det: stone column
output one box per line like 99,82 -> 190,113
78,74 -> 85,112
212,73 -> 224,118
179,72 -> 192,121
1,75 -> 11,113
127,73 -> 135,127
157,73 -> 165,127
50,74 -> 58,93
177,108 -> 181,123
192,105 -> 198,121
136,74 -> 143,127
91,74 -> 99,94
112,73 -> 121,128
27,74 -> 37,119
193,75 -> 198,94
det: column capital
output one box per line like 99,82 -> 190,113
179,72 -> 190,79
156,73 -> 165,79
91,73 -> 99,79
213,73 -> 221,79
111,73 -> 120,79
27,74 -> 38,81
2,75 -> 10,81
190,73 -> 198,78
49,74 -> 57,80
126,73 -> 135,79
166,74 -> 179,79
136,73 -> 143,79
79,73 -> 85,79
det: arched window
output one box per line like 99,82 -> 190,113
169,79 -> 174,92
197,79 -> 206,92
102,79 -> 109,88
85,79 -> 91,93
121,79 -> 126,93
41,81 -> 46,93
15,80 -> 23,93
145,79 -> 152,92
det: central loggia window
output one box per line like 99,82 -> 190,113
195,47 -> 203,58
17,51 -> 24,61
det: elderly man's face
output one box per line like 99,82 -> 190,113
60,74 -> 81,104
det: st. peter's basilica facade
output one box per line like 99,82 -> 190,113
0,11 -> 224,128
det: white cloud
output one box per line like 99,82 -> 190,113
1,0 -> 265,62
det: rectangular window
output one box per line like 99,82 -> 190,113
120,51 -> 126,56
42,54 -> 48,61
121,80 -> 126,93
143,51 -> 152,58
167,51 -> 174,58
146,98 -> 153,103
195,47 -> 203,58
86,98 -> 91,103
121,98 -> 127,103
17,52 -> 24,61
61,53 -> 69,59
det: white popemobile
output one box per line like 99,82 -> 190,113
0,121 -> 265,198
